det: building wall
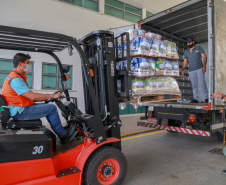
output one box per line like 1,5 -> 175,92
0,0 -> 135,121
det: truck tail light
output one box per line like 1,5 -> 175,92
189,114 -> 195,122
148,112 -> 153,118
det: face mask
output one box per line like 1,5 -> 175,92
24,64 -> 31,73
188,44 -> 194,48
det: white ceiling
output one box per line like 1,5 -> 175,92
121,0 -> 188,14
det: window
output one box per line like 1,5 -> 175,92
125,4 -> 142,16
146,11 -> 153,18
105,0 -> 142,23
105,5 -> 123,19
125,12 -> 141,23
42,63 -> 72,89
105,0 -> 123,9
0,59 -> 33,88
60,0 -> 99,12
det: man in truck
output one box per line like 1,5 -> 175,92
1,53 -> 75,142
181,37 -> 208,103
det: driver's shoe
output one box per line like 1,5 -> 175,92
60,124 -> 77,143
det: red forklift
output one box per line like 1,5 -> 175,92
0,26 -> 130,185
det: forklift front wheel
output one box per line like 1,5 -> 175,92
83,146 -> 127,185
223,147 -> 226,157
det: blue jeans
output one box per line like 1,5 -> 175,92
13,104 -> 67,138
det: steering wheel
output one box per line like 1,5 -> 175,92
53,89 -> 63,94
45,89 -> 64,103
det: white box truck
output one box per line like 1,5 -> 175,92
135,0 -> 226,141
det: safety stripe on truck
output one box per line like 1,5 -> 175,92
137,122 -> 211,137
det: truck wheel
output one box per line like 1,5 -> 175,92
83,146 -> 127,185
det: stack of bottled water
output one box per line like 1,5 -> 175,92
164,60 -> 172,76
116,57 -> 179,77
172,61 -> 179,76
124,29 -> 179,59
130,57 -> 155,77
116,29 -> 181,98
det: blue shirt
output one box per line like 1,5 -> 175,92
9,78 -> 30,116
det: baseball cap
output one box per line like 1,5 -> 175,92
186,37 -> 194,43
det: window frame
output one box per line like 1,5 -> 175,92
105,0 -> 142,22
0,58 -> 34,88
146,11 -> 153,18
59,0 -> 99,12
42,62 -> 73,90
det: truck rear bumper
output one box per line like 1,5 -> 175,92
137,121 -> 211,137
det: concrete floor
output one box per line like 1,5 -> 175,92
120,114 -> 155,136
43,114 -> 226,184
122,130 -> 226,185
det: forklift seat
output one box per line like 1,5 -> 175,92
0,95 -> 42,129
7,119 -> 42,129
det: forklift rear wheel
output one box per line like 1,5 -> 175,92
223,147 -> 226,157
83,146 -> 127,185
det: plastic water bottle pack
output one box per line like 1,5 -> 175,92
164,60 -> 172,76
172,61 -> 179,76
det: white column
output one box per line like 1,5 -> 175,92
142,8 -> 146,19
99,0 -> 105,14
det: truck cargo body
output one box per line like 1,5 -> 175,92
137,0 -> 226,137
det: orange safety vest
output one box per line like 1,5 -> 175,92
1,70 -> 34,107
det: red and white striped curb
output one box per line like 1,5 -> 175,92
137,122 -> 211,137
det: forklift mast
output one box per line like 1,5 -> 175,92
81,31 -> 119,123
80,31 -> 131,149
80,30 -> 131,121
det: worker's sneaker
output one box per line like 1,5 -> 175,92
205,99 -> 208,103
60,124 -> 77,143
223,170 -> 226,174
190,99 -> 198,103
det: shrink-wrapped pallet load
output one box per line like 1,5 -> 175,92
171,42 -> 179,59
131,78 -> 146,95
149,33 -> 162,57
172,61 -> 179,76
130,37 -> 150,55
158,40 -> 167,57
165,40 -> 172,58
149,58 -> 156,76
155,58 -> 165,75
118,29 -> 182,103
144,77 -> 181,95
164,60 -> 172,76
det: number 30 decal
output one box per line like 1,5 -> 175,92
32,146 -> 44,155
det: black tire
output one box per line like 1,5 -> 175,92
83,146 -> 127,185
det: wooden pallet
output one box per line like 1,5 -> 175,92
130,94 -> 182,104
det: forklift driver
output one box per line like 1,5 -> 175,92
1,53 -> 75,142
